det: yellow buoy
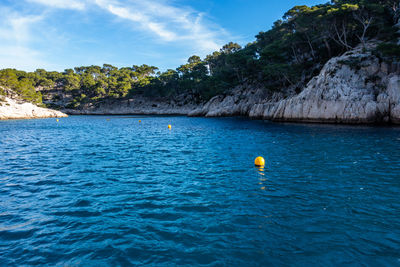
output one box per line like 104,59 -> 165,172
254,156 -> 265,167
168,124 -> 172,129
56,119 -> 59,122
139,120 -> 141,123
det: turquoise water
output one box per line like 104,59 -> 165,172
1,116 -> 400,266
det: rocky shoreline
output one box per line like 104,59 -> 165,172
2,46 -> 399,124
59,46 -> 400,125
0,96 -> 68,120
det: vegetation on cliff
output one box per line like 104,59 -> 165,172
1,0 -> 399,108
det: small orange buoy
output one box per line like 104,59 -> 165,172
168,125 -> 172,129
139,120 -> 141,123
254,157 -> 265,167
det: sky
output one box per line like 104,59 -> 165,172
0,0 -> 326,72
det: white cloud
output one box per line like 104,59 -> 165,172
87,0 -> 228,53
27,0 -> 86,10
0,14 -> 42,43
22,0 -> 229,53
92,0 -> 227,53
0,9 -> 54,71
0,0 -> 231,71
102,2 -> 177,41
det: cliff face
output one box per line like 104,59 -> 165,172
252,47 -> 400,123
188,85 -> 273,117
0,87 -> 68,120
39,45 -> 400,125
190,45 -> 400,124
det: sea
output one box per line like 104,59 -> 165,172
1,116 -> 399,266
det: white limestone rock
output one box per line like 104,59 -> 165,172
194,44 -> 400,124
0,96 -> 68,120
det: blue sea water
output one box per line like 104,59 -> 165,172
0,116 -> 400,266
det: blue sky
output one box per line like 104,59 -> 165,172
0,0 -> 326,72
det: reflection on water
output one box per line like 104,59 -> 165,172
256,166 -> 267,190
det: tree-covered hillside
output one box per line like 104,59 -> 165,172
1,0 -> 399,108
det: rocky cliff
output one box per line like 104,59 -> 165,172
45,45 -> 400,125
189,45 -> 400,124
0,87 -> 68,120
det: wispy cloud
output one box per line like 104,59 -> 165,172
0,8 -> 53,70
99,1 -> 177,41
93,0 -> 226,52
25,0 -> 228,53
0,0 -> 231,71
27,0 -> 86,10
0,12 -> 42,44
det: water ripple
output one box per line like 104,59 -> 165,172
0,116 -> 400,265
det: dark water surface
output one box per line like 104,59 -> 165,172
1,116 -> 400,266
